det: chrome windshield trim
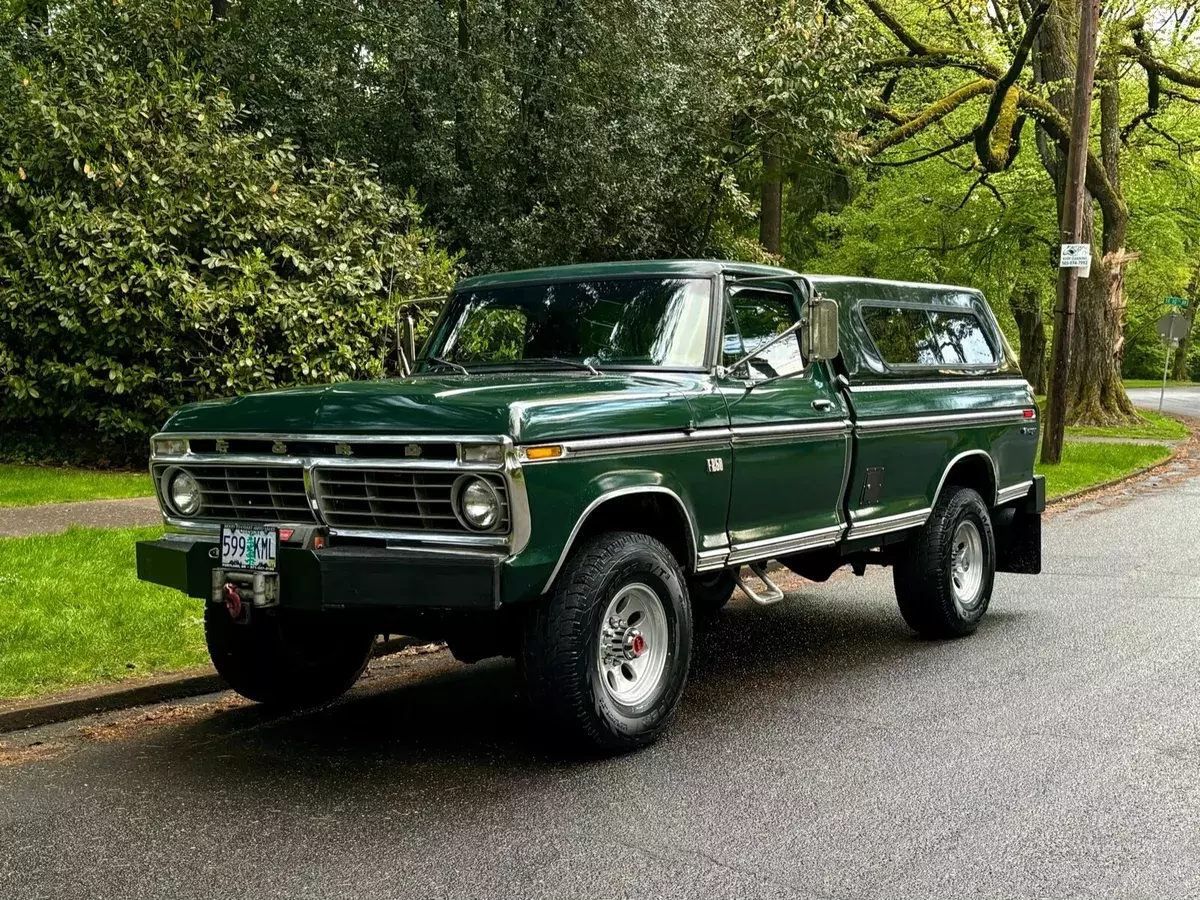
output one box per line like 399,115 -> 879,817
855,408 -> 1031,434
848,378 -> 1032,394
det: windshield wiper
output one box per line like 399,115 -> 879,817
425,356 -> 471,376
520,356 -> 601,376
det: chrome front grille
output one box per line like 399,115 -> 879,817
314,468 -> 509,534
153,464 -> 316,523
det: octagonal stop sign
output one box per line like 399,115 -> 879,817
1157,314 -> 1190,344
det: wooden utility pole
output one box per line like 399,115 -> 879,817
1042,0 -> 1101,465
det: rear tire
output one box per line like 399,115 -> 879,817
522,531 -> 692,754
205,606 -> 375,708
893,486 -> 995,638
688,569 -> 737,619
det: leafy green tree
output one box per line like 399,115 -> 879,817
210,0 -> 870,271
808,0 -> 1200,421
0,0 -> 455,462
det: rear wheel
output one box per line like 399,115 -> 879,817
688,569 -> 737,619
893,486 -> 995,638
522,531 -> 692,754
205,606 -> 375,708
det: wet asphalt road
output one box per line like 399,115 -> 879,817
5,470 -> 1200,899
1128,385 -> 1200,418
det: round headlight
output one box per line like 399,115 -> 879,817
456,477 -> 501,530
168,469 -> 202,517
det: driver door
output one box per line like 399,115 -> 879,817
721,284 -> 849,560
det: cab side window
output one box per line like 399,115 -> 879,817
860,304 -> 997,368
859,306 -> 938,365
723,289 -> 803,379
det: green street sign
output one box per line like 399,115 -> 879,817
1166,297 -> 1189,308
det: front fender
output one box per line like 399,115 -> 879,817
502,452 -> 723,603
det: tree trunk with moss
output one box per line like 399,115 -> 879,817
1009,283 -> 1047,394
1036,9 -> 1137,426
1172,266 -> 1199,381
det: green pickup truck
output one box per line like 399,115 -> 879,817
137,260 -> 1044,752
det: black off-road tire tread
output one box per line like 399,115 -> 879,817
204,607 -> 374,709
893,486 -> 996,639
522,531 -> 692,754
688,570 -> 738,620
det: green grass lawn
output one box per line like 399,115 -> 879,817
0,464 -> 154,507
1037,441 -> 1173,500
0,526 -> 207,700
1034,399 -> 1189,441
1122,378 -> 1195,390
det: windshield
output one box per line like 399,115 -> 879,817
424,277 -> 712,370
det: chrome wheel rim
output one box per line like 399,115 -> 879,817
597,582 -> 669,707
950,519 -> 984,613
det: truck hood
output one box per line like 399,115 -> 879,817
161,372 -> 711,443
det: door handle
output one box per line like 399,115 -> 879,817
812,399 -> 833,411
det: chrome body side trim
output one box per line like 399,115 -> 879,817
521,420 -> 850,462
729,420 -> 851,445
996,480 -> 1034,505
931,449 -> 1000,507
541,486 -> 700,593
846,508 -> 931,540
848,378 -> 1032,394
726,524 -> 844,565
554,429 -> 732,459
695,548 -> 731,572
855,408 -> 1031,435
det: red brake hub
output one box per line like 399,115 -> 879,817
629,632 -> 647,658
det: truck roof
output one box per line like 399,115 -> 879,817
456,261 -> 980,301
455,259 -> 798,290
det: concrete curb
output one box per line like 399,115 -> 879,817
0,636 -> 432,735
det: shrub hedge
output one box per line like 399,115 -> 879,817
0,0 -> 456,464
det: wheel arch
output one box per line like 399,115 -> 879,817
541,486 -> 699,594
932,449 -> 998,509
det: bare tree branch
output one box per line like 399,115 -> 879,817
871,131 -> 975,166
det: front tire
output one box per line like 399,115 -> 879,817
893,486 -> 996,638
522,531 -> 693,754
205,606 -> 375,708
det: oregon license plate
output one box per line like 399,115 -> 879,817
220,526 -> 278,571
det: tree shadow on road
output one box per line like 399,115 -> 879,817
143,581 -> 1031,803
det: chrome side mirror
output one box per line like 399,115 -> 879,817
802,297 -> 839,362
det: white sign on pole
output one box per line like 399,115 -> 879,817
1059,243 -> 1092,273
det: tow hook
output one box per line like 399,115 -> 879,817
212,568 -> 279,621
223,582 -> 246,621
